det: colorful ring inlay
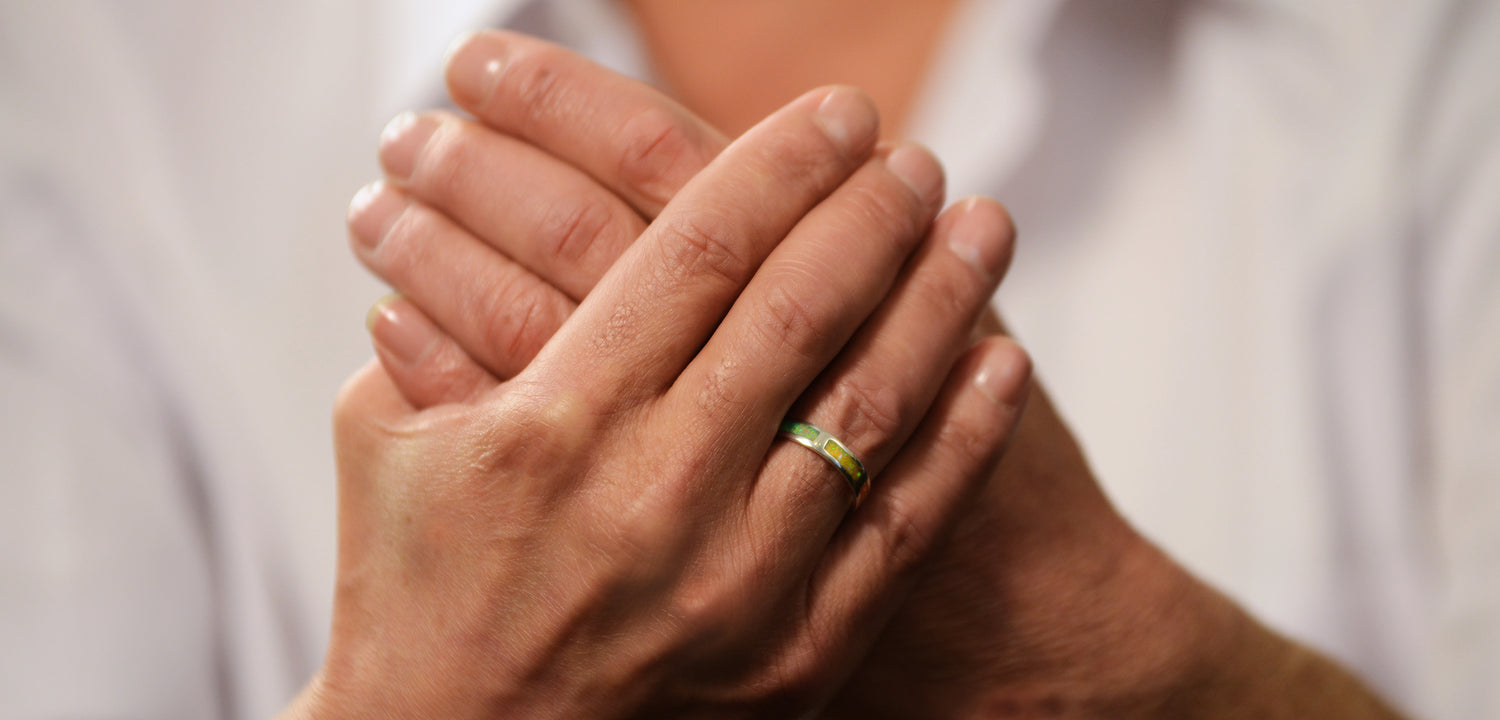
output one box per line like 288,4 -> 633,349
777,420 -> 870,507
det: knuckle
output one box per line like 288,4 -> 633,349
463,385 -> 590,477
576,472 -> 697,591
452,407 -> 514,471
599,500 -> 680,570
650,213 -> 749,288
762,280 -> 822,349
372,207 -> 434,279
500,45 -> 570,125
773,454 -> 851,527
869,492 -> 937,573
933,409 -> 1002,473
422,348 -> 487,402
756,281 -> 826,361
760,129 -> 842,187
475,278 -> 563,364
536,196 -> 617,269
694,356 -> 753,418
825,379 -> 905,457
666,579 -> 738,642
912,261 -> 980,323
412,124 -> 478,203
590,297 -> 642,360
614,108 -> 706,209
842,177 -> 924,245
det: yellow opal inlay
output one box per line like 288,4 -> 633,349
777,420 -> 870,507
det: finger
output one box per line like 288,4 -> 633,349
528,86 -> 880,410
748,198 -> 1017,548
347,181 -> 576,380
804,337 -> 1032,676
330,358 -> 423,556
379,111 -> 646,301
332,358 -> 419,473
445,30 -> 730,217
366,293 -> 498,409
663,142 -> 944,473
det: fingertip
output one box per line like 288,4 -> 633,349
367,293 -> 439,368
941,197 -> 1017,281
367,295 -> 499,409
812,85 -> 880,157
883,142 -> 945,208
347,180 -> 406,252
443,29 -> 480,69
366,291 -> 398,333
378,111 -> 440,182
973,335 -> 1031,409
960,196 -> 1018,255
445,30 -> 505,109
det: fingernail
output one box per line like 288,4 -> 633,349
885,143 -> 944,204
445,31 -> 504,108
947,198 -> 1011,280
379,111 -> 440,182
347,181 -> 406,251
367,294 -> 438,366
974,340 -> 1031,406
814,86 -> 879,154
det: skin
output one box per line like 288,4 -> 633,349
287,84 -> 1035,719
620,0 -> 965,139
330,28 -> 1411,720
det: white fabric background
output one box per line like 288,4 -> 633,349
2,1 -> 1496,717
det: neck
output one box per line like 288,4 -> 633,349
620,0 -> 964,139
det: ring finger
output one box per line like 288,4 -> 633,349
747,197 -> 1017,559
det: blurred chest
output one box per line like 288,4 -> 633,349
621,0 -> 964,138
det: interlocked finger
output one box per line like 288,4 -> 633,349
522,86 -> 880,411
801,337 -> 1031,693
366,294 -> 498,409
747,198 -> 1017,560
379,111 -> 645,301
348,181 -> 576,381
445,30 -> 730,217
663,142 -> 947,498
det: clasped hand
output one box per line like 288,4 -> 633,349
298,33 -> 1030,720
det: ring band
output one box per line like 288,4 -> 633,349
778,420 -> 870,507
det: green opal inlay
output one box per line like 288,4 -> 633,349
779,419 -> 870,506
783,421 -> 821,441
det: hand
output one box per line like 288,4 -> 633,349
350,29 -> 1182,713
300,83 -> 1032,719
348,31 -> 1405,719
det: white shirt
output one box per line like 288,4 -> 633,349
1,1 -> 1495,718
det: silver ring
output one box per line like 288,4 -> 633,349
778,420 -> 870,507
